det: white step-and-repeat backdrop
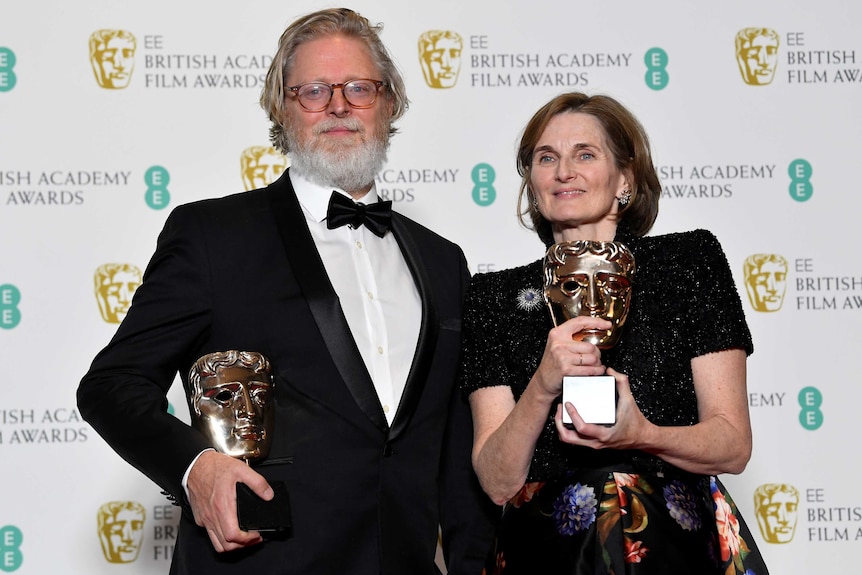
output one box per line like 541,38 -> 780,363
2,0 -> 859,572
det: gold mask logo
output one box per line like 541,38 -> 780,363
97,501 -> 146,563
418,30 -> 463,89
89,29 -> 137,89
240,146 -> 288,191
95,263 -> 142,323
744,254 -> 787,312
754,484 -> 799,544
736,28 -> 780,86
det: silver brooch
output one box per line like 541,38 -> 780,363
516,287 -> 543,311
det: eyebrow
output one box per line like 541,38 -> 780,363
534,142 -> 598,154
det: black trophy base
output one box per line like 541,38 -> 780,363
236,481 -> 292,537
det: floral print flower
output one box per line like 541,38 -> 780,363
613,472 -> 639,511
712,478 -> 742,562
553,483 -> 597,535
516,287 -> 543,311
511,482 -> 544,508
664,480 -> 702,531
624,538 -> 649,563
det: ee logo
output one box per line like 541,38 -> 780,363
788,159 -> 813,202
0,48 -> 16,92
145,166 -> 171,210
0,285 -> 21,329
0,525 -> 22,572
471,163 -> 496,207
644,48 -> 668,91
798,386 -> 823,430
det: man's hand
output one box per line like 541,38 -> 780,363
187,450 -> 274,552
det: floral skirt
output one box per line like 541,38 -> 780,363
485,469 -> 769,575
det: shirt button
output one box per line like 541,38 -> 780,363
383,404 -> 390,413
377,346 -> 384,355
367,291 -> 374,299
356,240 -> 363,249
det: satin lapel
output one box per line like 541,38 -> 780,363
265,173 -> 388,432
388,214 -> 439,441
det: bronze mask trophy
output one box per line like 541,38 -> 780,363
543,241 -> 635,425
188,350 -> 290,534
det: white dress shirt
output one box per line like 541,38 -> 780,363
291,172 -> 422,425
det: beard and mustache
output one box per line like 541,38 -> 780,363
284,115 -> 390,195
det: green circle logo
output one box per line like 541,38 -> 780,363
0,48 -> 17,92
788,159 -> 813,202
0,525 -> 23,571
145,165 -> 171,210
471,163 -> 496,206
644,48 -> 668,91
0,284 -> 22,329
798,386 -> 823,430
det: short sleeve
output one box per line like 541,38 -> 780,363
681,230 -> 754,358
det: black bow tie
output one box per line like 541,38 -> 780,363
326,191 -> 392,238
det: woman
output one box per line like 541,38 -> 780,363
460,92 -> 769,574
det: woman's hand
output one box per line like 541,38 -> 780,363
554,368 -> 650,450
533,316 -> 611,399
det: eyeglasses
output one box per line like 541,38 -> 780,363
286,79 -> 385,112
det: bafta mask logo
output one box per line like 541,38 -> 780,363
240,146 -> 288,191
544,241 -> 635,349
735,28 -> 780,86
189,350 -> 275,461
94,263 -> 142,324
89,29 -> 137,89
97,501 -> 146,563
744,254 -> 787,312
754,484 -> 799,544
418,30 -> 463,89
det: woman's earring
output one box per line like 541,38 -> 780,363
618,189 -> 631,206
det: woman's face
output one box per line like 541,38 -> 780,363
529,111 -> 628,241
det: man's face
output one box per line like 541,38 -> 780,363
99,506 -> 145,563
96,266 -> 141,323
756,490 -> 798,543
242,148 -> 287,190
545,251 -> 633,348
746,259 -> 787,312
93,36 -> 135,88
421,35 -> 461,88
197,365 -> 273,460
739,34 -> 778,85
282,34 -> 390,166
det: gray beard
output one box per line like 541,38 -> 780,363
286,118 -> 389,194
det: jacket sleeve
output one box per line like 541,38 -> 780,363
77,203 -> 214,502
438,251 -> 500,575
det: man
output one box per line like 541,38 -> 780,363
78,8 -> 495,575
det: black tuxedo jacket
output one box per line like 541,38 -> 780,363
78,172 -> 496,574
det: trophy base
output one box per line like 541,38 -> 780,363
236,481 -> 292,536
562,375 -> 617,426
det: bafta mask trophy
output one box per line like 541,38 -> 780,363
543,241 -> 635,425
189,350 -> 290,534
